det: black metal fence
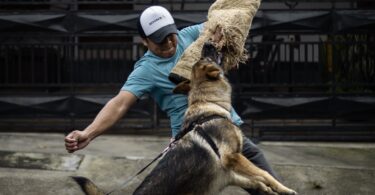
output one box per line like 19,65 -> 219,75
0,42 -> 144,87
0,37 -> 374,140
0,0 -> 374,140
1,37 -> 373,89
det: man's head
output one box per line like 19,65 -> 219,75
138,6 -> 178,58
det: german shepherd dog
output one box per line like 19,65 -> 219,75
132,42 -> 297,195
73,42 -> 297,195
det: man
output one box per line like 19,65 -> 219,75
65,5 -> 278,194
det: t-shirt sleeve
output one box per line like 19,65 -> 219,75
121,64 -> 153,99
230,108 -> 244,126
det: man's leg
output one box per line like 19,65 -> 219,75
240,124 -> 280,194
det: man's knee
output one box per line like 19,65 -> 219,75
242,136 -> 262,159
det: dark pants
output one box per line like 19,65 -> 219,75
240,125 -> 280,194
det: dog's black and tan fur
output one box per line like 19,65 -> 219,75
134,42 -> 297,195
73,43 -> 297,195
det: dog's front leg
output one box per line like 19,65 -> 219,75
222,153 -> 297,195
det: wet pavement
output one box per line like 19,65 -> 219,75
0,132 -> 374,195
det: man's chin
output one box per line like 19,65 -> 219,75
160,49 -> 176,58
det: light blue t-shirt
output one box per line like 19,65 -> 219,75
122,24 -> 243,137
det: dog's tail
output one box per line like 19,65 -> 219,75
72,176 -> 105,195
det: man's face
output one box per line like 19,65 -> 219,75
144,34 -> 178,58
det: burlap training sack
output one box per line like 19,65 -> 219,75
169,0 -> 261,84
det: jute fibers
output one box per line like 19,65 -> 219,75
169,0 -> 261,84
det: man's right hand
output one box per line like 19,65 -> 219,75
64,130 -> 91,153
64,91 -> 137,153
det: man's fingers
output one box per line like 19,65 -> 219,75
65,131 -> 81,153
65,137 -> 77,143
64,130 -> 89,153
66,143 -> 78,151
65,131 -> 80,142
65,141 -> 77,147
65,141 -> 77,149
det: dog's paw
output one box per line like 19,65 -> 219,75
279,190 -> 298,195
257,183 -> 278,195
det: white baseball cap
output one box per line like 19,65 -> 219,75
138,6 -> 178,43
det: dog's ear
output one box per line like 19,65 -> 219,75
172,80 -> 191,94
206,66 -> 221,80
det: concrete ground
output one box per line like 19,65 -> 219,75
0,132 -> 374,195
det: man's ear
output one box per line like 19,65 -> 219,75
206,66 -> 221,80
141,38 -> 148,47
172,80 -> 191,94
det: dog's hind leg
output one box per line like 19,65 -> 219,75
222,153 -> 297,195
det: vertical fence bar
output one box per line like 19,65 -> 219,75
4,45 -> 9,84
316,42 -> 321,85
303,42 -> 308,84
30,44 -> 35,84
43,45 -> 48,84
110,44 -> 114,84
17,46 -> 21,84
56,44 -> 61,84
69,39 -> 75,130
290,42 -> 294,91
331,39 -> 337,128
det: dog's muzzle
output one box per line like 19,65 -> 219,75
201,42 -> 222,66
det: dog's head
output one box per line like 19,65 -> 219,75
173,42 -> 223,94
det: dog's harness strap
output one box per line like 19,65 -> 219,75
175,114 -> 228,141
195,126 -> 221,158
174,114 -> 229,159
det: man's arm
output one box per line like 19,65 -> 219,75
64,90 -> 137,153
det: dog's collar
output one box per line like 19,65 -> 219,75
174,114 -> 229,158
